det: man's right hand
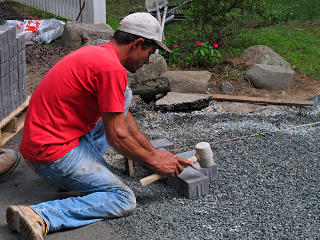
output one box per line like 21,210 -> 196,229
149,149 -> 193,177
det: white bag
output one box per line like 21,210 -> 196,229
3,19 -> 65,45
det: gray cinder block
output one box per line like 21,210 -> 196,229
150,138 -> 174,150
1,60 -> 9,77
0,47 -> 9,63
166,166 -> 209,198
16,33 -> 25,51
9,55 -> 18,72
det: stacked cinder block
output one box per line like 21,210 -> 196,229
0,26 -> 27,122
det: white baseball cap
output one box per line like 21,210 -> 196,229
118,12 -> 172,53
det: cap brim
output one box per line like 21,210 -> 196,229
155,40 -> 172,53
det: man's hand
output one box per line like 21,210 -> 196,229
149,149 -> 194,177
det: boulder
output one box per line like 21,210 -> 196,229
163,71 -> 211,93
61,21 -> 114,50
246,64 -> 295,90
128,54 -> 167,101
127,54 -> 167,85
240,45 -> 292,69
155,92 -> 211,112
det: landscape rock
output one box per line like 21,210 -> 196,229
130,77 -> 169,102
85,39 -> 109,46
240,45 -> 292,69
127,54 -> 167,86
220,81 -> 236,95
61,21 -> 114,50
163,71 -> 211,93
246,64 -> 295,90
155,92 -> 211,112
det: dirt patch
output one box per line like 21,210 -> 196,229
25,44 -> 71,94
1,1 -> 319,101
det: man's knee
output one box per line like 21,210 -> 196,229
118,189 -> 136,217
106,188 -> 136,218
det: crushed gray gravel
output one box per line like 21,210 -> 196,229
104,101 -> 320,240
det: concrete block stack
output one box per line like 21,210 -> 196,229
0,26 -> 27,122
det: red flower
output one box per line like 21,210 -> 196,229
173,45 -> 179,48
213,43 -> 219,48
196,41 -> 202,46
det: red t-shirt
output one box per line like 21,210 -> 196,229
20,42 -> 127,163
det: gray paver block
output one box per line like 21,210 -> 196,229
9,55 -> 18,72
176,150 -> 196,159
16,33 -> 25,51
18,62 -> 26,79
10,83 -> 19,111
192,162 -> 218,181
1,60 -> 9,77
9,43 -> 17,58
176,150 -> 218,181
4,26 -> 16,44
9,70 -> 18,85
0,47 -> 9,63
150,138 -> 174,150
0,30 -> 8,48
17,50 -> 25,64
166,166 -> 209,198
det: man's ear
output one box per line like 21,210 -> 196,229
133,38 -> 145,48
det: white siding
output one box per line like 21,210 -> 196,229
11,0 -> 106,24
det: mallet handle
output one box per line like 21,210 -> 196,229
140,173 -> 163,186
139,156 -> 198,186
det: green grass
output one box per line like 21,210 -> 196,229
106,0 -> 145,30
268,0 -> 320,21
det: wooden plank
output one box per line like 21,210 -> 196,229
190,93 -> 314,106
0,96 -> 30,129
0,96 -> 30,147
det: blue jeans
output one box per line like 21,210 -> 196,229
28,87 -> 136,232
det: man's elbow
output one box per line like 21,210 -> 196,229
105,126 -> 129,149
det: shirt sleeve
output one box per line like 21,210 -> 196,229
94,69 -> 127,113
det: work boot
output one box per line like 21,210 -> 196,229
0,148 -> 21,178
6,205 -> 48,240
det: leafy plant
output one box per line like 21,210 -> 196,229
193,41 -> 221,67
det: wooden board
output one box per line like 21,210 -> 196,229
0,96 -> 30,147
191,93 -> 314,106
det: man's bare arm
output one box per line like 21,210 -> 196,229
102,112 -> 192,176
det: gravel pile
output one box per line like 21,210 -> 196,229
104,101 -> 320,239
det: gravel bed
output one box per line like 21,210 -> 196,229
104,102 -> 320,240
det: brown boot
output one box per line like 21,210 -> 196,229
0,148 -> 21,177
6,205 -> 48,240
